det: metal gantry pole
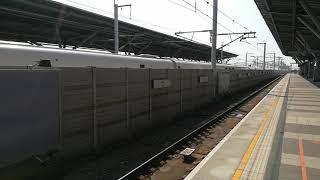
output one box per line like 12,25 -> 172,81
220,42 -> 224,63
258,43 -> 266,70
211,0 -> 218,71
114,3 -> 119,54
246,53 -> 254,67
245,52 -> 248,66
273,53 -> 276,70
263,43 -> 266,70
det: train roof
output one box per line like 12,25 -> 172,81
0,42 -> 248,70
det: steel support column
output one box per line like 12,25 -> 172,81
313,58 -> 320,81
114,3 -> 119,54
304,62 -> 309,77
308,61 -> 314,78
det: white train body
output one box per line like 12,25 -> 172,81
0,43 -> 280,168
0,43 -> 245,70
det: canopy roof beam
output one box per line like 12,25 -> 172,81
299,0 -> 320,32
297,17 -> 320,40
291,0 -> 297,48
263,0 -> 285,50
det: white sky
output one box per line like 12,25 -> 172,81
54,0 -> 296,66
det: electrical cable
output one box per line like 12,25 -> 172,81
179,0 -> 234,33
179,0 -> 260,54
167,0 -> 212,25
59,0 -> 181,33
202,0 -> 250,31
200,0 -> 262,53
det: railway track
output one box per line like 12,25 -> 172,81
118,76 -> 283,180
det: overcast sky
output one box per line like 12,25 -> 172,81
54,0 -> 296,66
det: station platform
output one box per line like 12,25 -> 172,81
185,74 -> 320,180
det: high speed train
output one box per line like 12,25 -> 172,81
0,43 -> 247,70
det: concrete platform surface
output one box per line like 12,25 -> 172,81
184,74 -> 320,180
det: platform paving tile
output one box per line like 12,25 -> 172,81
286,99 -> 320,104
282,138 -> 320,158
284,123 -> 320,135
278,74 -> 320,179
185,75 -> 320,180
283,132 -> 320,142
231,126 -> 260,140
307,167 -> 320,180
281,153 -> 320,170
281,138 -> 299,156
187,137 -> 252,179
285,115 -> 320,126
278,164 -> 302,180
280,155 -> 320,180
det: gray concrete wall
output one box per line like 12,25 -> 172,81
0,69 -> 59,167
60,68 -> 94,155
59,68 -> 218,156
0,68 -> 280,163
59,68 -> 279,156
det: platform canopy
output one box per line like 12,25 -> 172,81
255,0 -> 320,64
0,0 -> 237,62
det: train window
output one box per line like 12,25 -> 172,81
140,64 -> 145,68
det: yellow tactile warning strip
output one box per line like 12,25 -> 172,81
232,79 -> 286,180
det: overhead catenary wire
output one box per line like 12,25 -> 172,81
12,0 -> 209,47
59,0 -> 181,33
171,1 -> 252,60
166,0 -> 228,45
194,1 -> 286,64
202,0 -> 250,32
178,0 -> 260,52
62,0 -> 268,59
179,0 -> 234,33
167,0 -> 212,26
199,0 -> 263,53
62,0 -> 218,46
62,0 -> 236,45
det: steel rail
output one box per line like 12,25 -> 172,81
118,75 -> 283,180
